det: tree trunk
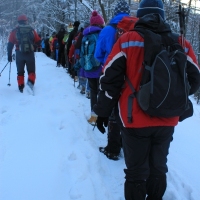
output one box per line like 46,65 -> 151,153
185,0 -> 192,36
75,0 -> 77,21
98,0 -> 107,23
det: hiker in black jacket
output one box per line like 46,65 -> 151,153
93,0 -> 200,199
44,34 -> 50,57
66,21 -> 80,75
57,26 -> 66,67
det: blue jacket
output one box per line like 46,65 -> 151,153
41,39 -> 45,48
94,13 -> 129,65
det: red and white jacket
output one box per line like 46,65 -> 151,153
94,14 -> 200,128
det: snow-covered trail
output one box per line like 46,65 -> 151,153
0,53 -> 125,200
0,52 -> 199,200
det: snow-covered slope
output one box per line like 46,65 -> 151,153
0,52 -> 199,200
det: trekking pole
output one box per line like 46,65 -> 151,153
7,62 -> 11,86
73,54 -> 76,88
197,88 -> 200,104
176,4 -> 187,49
0,62 -> 9,77
93,122 -> 97,131
74,74 -> 76,87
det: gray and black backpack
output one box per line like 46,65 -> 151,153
16,25 -> 34,52
126,28 -> 190,122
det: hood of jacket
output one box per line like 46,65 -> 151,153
134,13 -> 171,34
109,13 -> 130,24
83,26 -> 102,36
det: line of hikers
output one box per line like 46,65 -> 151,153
37,24 -> 74,67
7,0 -> 200,199
59,1 -> 200,200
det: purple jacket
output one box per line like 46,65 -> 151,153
82,26 -> 102,78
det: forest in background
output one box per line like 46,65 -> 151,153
0,0 -> 200,62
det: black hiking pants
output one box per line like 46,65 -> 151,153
121,126 -> 174,200
45,47 -> 50,57
88,78 -> 99,112
58,45 -> 65,66
67,61 -> 74,76
16,51 -> 35,76
107,110 -> 121,154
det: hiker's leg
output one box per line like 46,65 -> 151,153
16,51 -> 26,90
25,52 -> 36,84
88,78 -> 99,112
107,110 -> 121,155
121,127 -> 152,200
16,51 -> 25,76
146,126 -> 174,200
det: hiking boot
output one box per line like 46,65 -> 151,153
27,81 -> 34,95
87,116 -> 97,125
28,73 -> 36,85
74,76 -> 78,82
27,81 -> 34,88
17,76 -> 24,90
18,84 -> 24,93
57,63 -> 61,67
86,91 -> 90,99
80,86 -> 85,94
77,84 -> 81,89
99,146 -> 120,161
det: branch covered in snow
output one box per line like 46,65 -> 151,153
79,0 -> 93,12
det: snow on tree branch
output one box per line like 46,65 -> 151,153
79,0 -> 93,12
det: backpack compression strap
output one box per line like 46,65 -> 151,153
84,33 -> 98,55
126,76 -> 137,123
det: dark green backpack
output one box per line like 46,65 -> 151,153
16,25 -> 34,52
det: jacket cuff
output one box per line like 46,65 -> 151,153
7,42 -> 14,55
93,91 -> 118,117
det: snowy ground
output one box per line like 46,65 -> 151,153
0,52 -> 200,200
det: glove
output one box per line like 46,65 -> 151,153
8,55 -> 12,62
96,116 -> 109,134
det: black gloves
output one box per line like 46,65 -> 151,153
8,55 -> 12,62
96,117 -> 109,134
7,42 -> 14,62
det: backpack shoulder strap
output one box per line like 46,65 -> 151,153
160,32 -> 184,52
134,28 -> 162,66
170,33 -> 179,41
92,32 -> 98,40
133,27 -> 145,38
126,76 -> 137,123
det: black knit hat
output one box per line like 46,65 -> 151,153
73,21 -> 80,27
137,0 -> 165,19
114,0 -> 130,16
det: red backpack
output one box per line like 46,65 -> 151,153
110,16 -> 138,40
